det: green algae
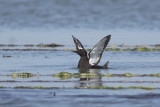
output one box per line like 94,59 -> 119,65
145,73 -> 160,77
86,47 -> 160,52
11,73 -> 34,78
105,48 -> 122,51
51,72 -> 160,79
73,73 -> 99,78
103,73 -> 111,78
52,72 -> 100,79
2,54 -> 12,58
86,86 -> 124,89
1,47 -> 160,51
128,86 -> 154,90
4,72 -> 160,80
0,86 -> 153,90
104,73 -> 160,77
14,86 -> 27,89
103,73 -> 138,77
37,43 -> 64,47
102,73 -> 160,78
124,73 -> 132,77
14,86 -> 58,89
82,86 -> 154,90
157,73 -> 160,76
52,72 -> 72,80
104,48 -> 160,51
0,86 -> 4,88
146,74 -> 157,76
132,48 -> 151,51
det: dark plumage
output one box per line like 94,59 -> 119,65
72,35 -> 111,69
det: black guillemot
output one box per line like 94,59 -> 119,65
72,35 -> 111,69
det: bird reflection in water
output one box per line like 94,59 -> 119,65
77,68 -> 103,88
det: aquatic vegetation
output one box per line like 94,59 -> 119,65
51,72 -> 160,79
73,73 -> 98,78
125,73 -> 132,77
0,43 -> 64,47
52,72 -> 72,80
1,47 -> 160,51
0,43 -> 160,52
0,44 -> 18,47
153,44 -> 160,47
105,48 -> 122,51
5,72 -> 160,79
132,48 -> 151,51
145,73 -> 160,77
0,86 -> 155,90
128,86 -> 154,90
82,86 -> 154,90
103,73 -> 138,77
14,86 -> 27,88
37,43 -> 64,47
146,74 -> 157,76
81,47 -> 160,52
55,72 -> 72,76
103,73 -> 111,77
157,73 -> 160,76
0,49 -> 58,51
11,73 -> 34,78
53,72 -> 100,79
14,86 -> 45,89
3,72 -> 160,80
104,48 -> 160,51
14,86 -> 59,89
2,55 -> 12,58
86,86 -> 124,89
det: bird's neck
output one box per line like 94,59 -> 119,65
78,56 -> 90,68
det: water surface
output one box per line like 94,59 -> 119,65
0,0 -> 160,106
0,51 -> 160,106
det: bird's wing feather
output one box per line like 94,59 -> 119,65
89,35 -> 111,65
72,35 -> 87,56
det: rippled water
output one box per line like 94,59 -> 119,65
0,0 -> 160,45
1,89 -> 160,107
0,51 -> 160,106
0,0 -> 160,106
0,0 -> 160,30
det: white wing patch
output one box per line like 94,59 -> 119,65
89,57 -> 100,65
89,35 -> 111,66
78,45 -> 83,49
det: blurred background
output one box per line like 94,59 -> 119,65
0,0 -> 160,45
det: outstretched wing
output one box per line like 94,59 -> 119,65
72,35 -> 87,56
89,35 -> 111,65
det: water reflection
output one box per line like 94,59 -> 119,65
78,68 -> 102,87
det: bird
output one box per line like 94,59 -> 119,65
72,35 -> 111,69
